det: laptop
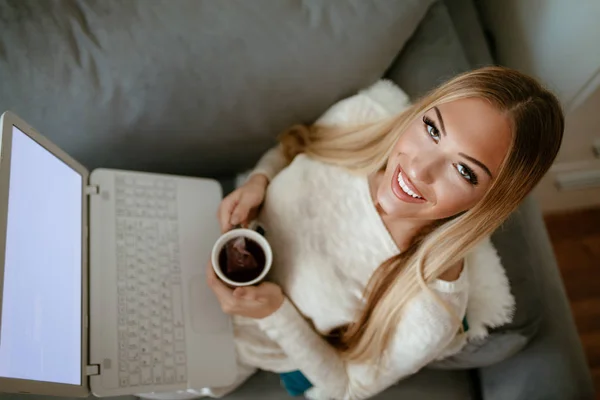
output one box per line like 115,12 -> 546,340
0,112 -> 237,397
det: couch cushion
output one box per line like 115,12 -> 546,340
430,197 -> 544,370
223,369 -> 475,399
478,197 -> 594,400
0,0 -> 434,179
385,1 -> 471,99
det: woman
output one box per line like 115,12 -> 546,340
206,67 -> 564,399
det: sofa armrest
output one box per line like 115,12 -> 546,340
478,198 -> 595,400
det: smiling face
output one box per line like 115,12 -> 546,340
376,98 -> 512,221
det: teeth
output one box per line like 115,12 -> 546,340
398,172 -> 422,199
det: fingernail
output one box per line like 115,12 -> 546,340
230,216 -> 240,225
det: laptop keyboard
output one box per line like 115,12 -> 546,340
114,175 -> 187,388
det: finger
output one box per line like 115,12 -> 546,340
233,286 -> 259,301
256,283 -> 282,302
205,261 -> 218,286
218,194 -> 239,233
206,262 -> 236,301
230,197 -> 251,226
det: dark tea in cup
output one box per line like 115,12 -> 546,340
212,228 -> 272,287
218,237 -> 266,283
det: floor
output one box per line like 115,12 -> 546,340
544,207 -> 600,397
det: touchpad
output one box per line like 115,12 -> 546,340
188,274 -> 231,334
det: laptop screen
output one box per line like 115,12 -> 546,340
0,126 -> 83,385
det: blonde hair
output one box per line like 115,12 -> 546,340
279,67 -> 564,363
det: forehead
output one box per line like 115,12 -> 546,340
436,98 -> 512,175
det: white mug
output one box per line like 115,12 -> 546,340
211,228 -> 272,287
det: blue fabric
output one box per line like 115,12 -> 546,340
279,370 -> 313,396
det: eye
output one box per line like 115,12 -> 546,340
455,163 -> 478,185
423,116 -> 440,143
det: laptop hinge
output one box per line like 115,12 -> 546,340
85,185 -> 99,195
86,365 -> 100,376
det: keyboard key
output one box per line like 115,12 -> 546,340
175,353 -> 186,365
151,328 -> 161,341
176,366 -> 186,382
172,285 -> 184,326
165,368 -> 175,384
153,365 -> 163,384
140,308 -> 151,319
163,346 -> 174,359
141,367 -> 152,385
141,354 -> 151,367
139,319 -> 150,331
128,350 -> 139,361
174,328 -> 184,341
128,336 -> 139,348
163,333 -> 173,345
175,342 -> 185,352
130,373 -> 140,386
129,361 -> 140,373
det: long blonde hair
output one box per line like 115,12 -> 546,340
279,67 -> 564,363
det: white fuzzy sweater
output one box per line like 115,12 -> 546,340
210,82 -> 515,400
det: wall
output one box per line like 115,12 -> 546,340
477,0 -> 600,213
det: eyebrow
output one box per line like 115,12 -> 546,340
459,153 -> 493,178
433,106 -> 446,136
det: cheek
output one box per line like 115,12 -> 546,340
432,181 -> 481,218
392,124 -> 425,154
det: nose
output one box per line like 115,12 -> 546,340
404,156 -> 438,185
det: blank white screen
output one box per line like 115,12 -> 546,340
0,126 -> 83,385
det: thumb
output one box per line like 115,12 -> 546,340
233,286 -> 258,300
230,201 -> 251,226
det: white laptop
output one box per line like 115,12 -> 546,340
0,112 -> 237,397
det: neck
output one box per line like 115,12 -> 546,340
368,171 -> 431,251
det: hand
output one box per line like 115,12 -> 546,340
206,261 -> 284,319
218,174 -> 269,232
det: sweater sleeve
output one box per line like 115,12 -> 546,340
257,292 -> 466,400
248,144 -> 289,182
249,80 -> 411,183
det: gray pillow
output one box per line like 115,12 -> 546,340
0,0 -> 434,178
430,198 -> 543,369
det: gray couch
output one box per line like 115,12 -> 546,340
0,0 -> 594,399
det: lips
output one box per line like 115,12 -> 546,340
391,165 -> 427,203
